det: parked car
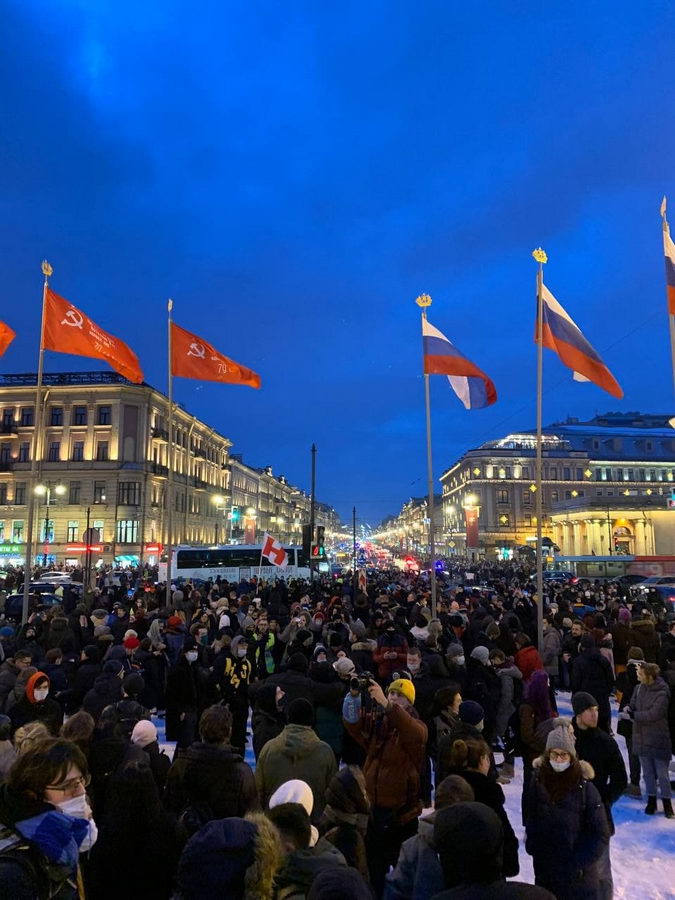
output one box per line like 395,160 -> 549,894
3,592 -> 63,621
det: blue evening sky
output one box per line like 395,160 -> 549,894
1,1 -> 674,524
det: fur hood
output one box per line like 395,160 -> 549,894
350,639 -> 376,651
533,754 -> 595,780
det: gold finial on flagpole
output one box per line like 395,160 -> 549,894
416,293 -> 432,308
41,260 -> 53,278
532,248 -> 547,264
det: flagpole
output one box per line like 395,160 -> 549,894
166,299 -> 174,608
416,293 -> 437,619
661,198 -> 675,396
22,261 -> 52,624
533,248 -> 547,655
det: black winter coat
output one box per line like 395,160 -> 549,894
165,659 -> 210,742
443,766 -> 519,877
570,650 -> 614,721
164,741 -> 258,821
83,673 -> 123,722
573,724 -> 627,833
525,759 -> 610,900
72,661 -> 101,707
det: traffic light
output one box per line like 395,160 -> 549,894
229,507 -> 240,522
302,523 -> 313,556
316,526 -> 325,558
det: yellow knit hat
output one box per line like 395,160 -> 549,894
387,678 -> 415,705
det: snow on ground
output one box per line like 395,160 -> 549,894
500,694 -> 675,900
156,691 -> 675,899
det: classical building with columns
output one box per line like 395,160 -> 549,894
439,412 -> 675,557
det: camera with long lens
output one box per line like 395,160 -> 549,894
350,672 -> 375,694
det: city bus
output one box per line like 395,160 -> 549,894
544,555 -> 675,579
165,544 -> 316,582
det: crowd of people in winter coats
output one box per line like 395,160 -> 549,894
0,558 -> 673,899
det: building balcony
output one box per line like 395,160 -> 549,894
193,477 -> 209,490
151,427 -> 169,443
194,448 -> 207,459
151,463 -> 169,477
550,493 -> 669,515
0,461 -> 14,472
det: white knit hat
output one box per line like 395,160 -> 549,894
131,719 -> 158,748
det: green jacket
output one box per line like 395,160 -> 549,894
255,724 -> 337,822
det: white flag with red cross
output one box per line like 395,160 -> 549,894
261,532 -> 288,567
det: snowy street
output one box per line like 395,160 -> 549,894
157,691 -> 675,899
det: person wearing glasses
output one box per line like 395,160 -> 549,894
0,737 -> 97,898
524,718 -> 610,900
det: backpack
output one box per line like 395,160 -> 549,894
179,799 -> 215,837
0,823 -> 72,899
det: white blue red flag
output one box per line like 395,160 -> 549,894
662,197 -> 675,315
538,283 -> 623,398
261,532 -> 288,567
422,317 -> 497,409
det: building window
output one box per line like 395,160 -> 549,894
0,521 -> 4,541
93,482 -> 107,503
18,442 -> 29,462
12,520 -> 24,541
92,520 -> 104,539
551,490 -> 559,502
496,489 -> 509,504
48,441 -> 60,461
96,441 -> 109,461
39,519 -> 54,542
565,490 -> 572,499
563,467 -> 571,480
549,467 -> 558,480
0,443 -> 10,463
576,467 -> 583,480
0,484 -> 6,504
592,439 -> 600,450
657,469 -> 664,481
118,482 -> 141,505
97,406 -> 112,425
72,441 -> 84,462
646,440 -> 653,451
522,466 -> 530,479
116,519 -> 138,544
72,406 -> 87,426
69,482 -> 81,505
20,408 -> 34,427
596,488 -> 603,496
627,469 -> 634,481
14,483 -> 26,505
50,407 -> 63,426
67,521 -> 79,542
616,468 -> 623,481
522,491 -> 531,505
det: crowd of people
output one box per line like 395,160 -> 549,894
0,559 -> 673,899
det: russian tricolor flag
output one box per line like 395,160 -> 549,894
539,283 -> 623,398
422,317 -> 497,409
662,198 -> 675,315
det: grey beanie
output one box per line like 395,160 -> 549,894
349,619 -> 366,640
446,643 -> 465,660
470,645 -> 490,665
545,717 -> 577,757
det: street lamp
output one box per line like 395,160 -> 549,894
35,482 -> 66,566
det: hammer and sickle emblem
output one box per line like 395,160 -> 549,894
61,309 -> 84,329
187,342 -> 206,359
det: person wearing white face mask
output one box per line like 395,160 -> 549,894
8,671 -> 64,737
0,738 -> 95,898
524,718 -> 610,900
166,638 -> 210,750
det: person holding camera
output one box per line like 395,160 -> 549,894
342,675 -> 427,895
